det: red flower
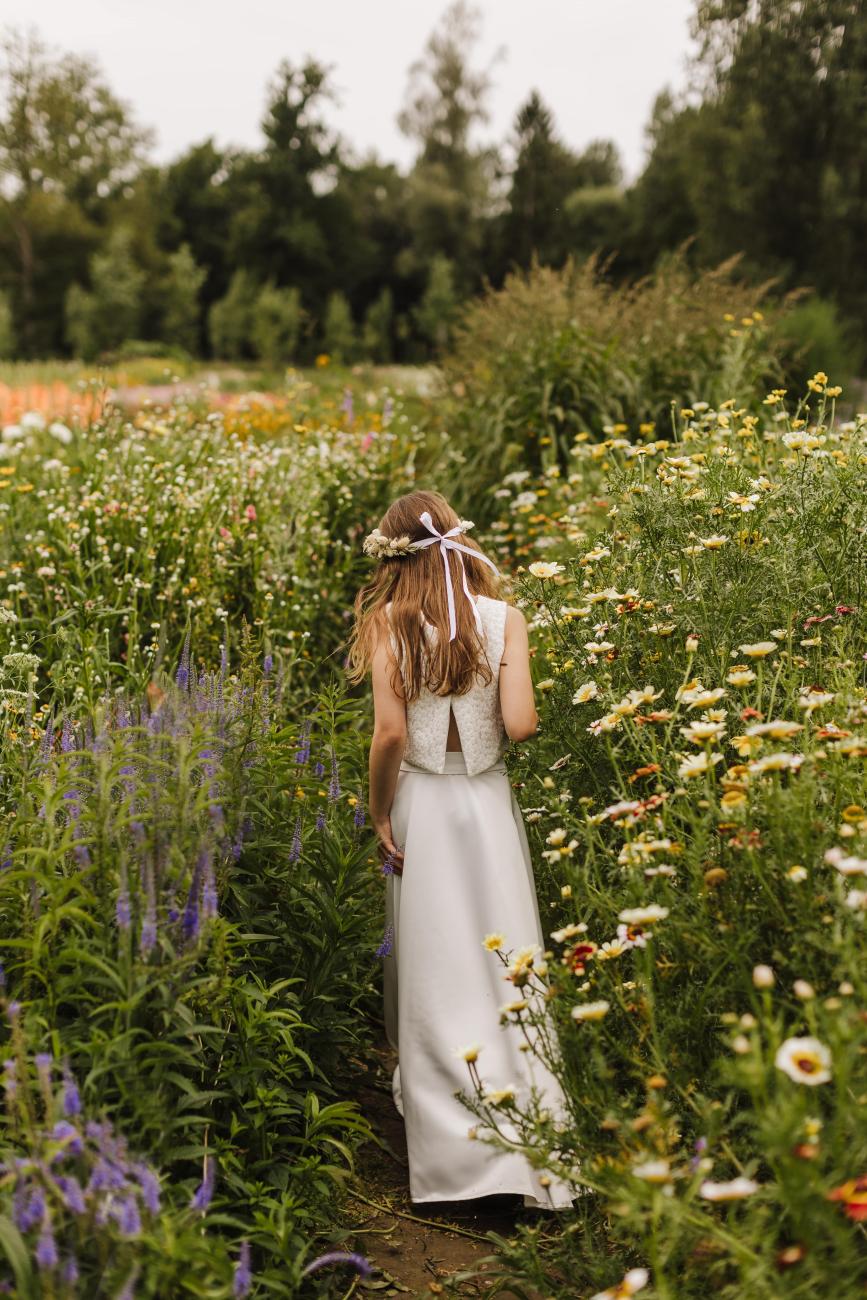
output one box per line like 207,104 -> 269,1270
564,942 -> 597,975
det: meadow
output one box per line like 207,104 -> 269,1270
0,265 -> 865,1298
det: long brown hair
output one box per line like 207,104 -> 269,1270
347,489 -> 501,700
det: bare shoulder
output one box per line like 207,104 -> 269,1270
504,604 -> 529,637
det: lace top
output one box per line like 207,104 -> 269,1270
386,595 -> 509,776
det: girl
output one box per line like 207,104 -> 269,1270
348,489 -> 573,1210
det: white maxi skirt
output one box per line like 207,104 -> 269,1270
382,750 -> 575,1209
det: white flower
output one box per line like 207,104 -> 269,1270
454,1044 -> 482,1063
738,641 -> 777,657
48,421 -> 73,445
745,720 -> 804,739
775,1036 -> 831,1086
528,561 -> 565,579
20,411 -> 45,431
752,965 -> 775,989
680,720 -> 726,744
546,828 -> 568,846
1,424 -> 24,443
824,846 -> 867,876
618,905 -> 669,926
699,1176 -> 759,1201
572,682 -> 599,704
483,1084 -> 517,1106
571,1000 -> 610,1023
678,751 -> 724,779
617,923 -> 648,949
550,922 -> 587,942
632,1159 -> 671,1183
793,979 -> 815,1000
590,1268 -> 649,1300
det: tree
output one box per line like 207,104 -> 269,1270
0,290 -> 13,358
362,287 -> 394,363
251,284 -> 303,368
208,270 -> 258,360
64,227 -> 145,359
161,243 -> 206,354
398,2 -> 499,291
323,291 -> 356,363
0,28 -> 151,354
413,255 -> 459,354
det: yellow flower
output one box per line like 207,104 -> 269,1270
455,1043 -> 482,1063
315,353 -> 331,367
483,933 -> 505,951
484,1085 -> 517,1106
720,789 -> 747,810
572,682 -> 599,704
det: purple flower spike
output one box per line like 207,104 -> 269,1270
191,1156 -> 216,1212
135,1163 -> 161,1215
61,1255 -> 79,1285
61,1061 -> 81,1117
263,653 -> 273,677
301,1252 -> 373,1280
380,854 -> 394,877
313,760 -> 325,779
233,1240 -> 253,1298
289,815 -> 302,865
315,810 -> 326,831
353,796 -> 366,830
35,1221 -> 58,1272
376,925 -> 394,958
328,748 -> 340,803
176,629 -> 191,690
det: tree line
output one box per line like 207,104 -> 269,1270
0,0 -> 864,366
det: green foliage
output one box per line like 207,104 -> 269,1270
774,295 -> 864,395
361,287 -> 394,363
63,228 -> 145,361
208,270 -> 258,361
160,243 -> 206,354
413,254 -> 459,354
441,250 -> 786,503
465,382 -> 867,1297
251,283 -> 303,369
0,292 -> 14,359
322,291 -> 356,364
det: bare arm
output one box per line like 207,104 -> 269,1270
498,605 -> 539,743
368,624 -> 407,872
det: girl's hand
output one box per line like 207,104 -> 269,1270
374,816 -> 405,875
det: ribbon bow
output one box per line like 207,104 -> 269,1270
410,511 -> 500,641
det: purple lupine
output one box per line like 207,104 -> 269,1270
191,1156 -> 215,1212
116,1195 -> 142,1236
176,629 -> 191,690
301,1252 -> 373,1280
353,796 -> 366,830
134,1163 -> 161,1215
51,1121 -> 83,1156
289,816 -> 302,865
263,653 -> 273,677
315,810 -> 326,831
201,850 -> 218,922
35,1220 -> 58,1271
34,1053 -> 52,1089
380,854 -> 395,877
328,748 -> 340,803
341,388 -> 355,427
54,1173 -> 86,1215
295,718 -> 312,765
233,1240 -> 253,1298
139,867 -> 157,957
61,1063 -> 81,1118
15,1187 -> 45,1231
313,760 -> 325,779
376,925 -> 394,958
60,717 -> 75,754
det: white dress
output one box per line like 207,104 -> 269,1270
382,595 -> 574,1208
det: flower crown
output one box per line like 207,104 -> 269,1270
363,519 -> 475,560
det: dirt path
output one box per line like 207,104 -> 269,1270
342,1042 -> 548,1297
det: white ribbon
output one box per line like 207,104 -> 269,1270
410,510 -> 500,641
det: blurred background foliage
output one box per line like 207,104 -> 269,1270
0,0 -> 864,385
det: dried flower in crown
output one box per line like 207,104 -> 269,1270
362,520 -> 474,560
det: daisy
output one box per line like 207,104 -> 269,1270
775,1036 -> 831,1086
590,1269 -> 649,1300
699,1177 -> 759,1201
571,1000 -> 610,1023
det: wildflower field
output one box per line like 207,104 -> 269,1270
0,323 -> 865,1297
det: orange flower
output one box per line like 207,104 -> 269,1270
828,1176 -> 867,1221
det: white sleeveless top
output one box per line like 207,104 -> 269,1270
386,595 -> 509,776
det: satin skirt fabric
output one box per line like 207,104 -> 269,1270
382,751 -> 575,1209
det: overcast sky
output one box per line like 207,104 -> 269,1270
6,1 -> 697,181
